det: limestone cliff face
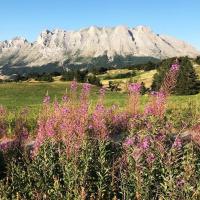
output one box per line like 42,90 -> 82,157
0,25 -> 199,67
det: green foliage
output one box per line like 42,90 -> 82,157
108,81 -> 120,91
143,61 -> 158,71
140,82 -> 147,95
76,69 -> 88,83
104,71 -> 136,80
87,73 -> 102,87
61,69 -> 88,82
35,73 -> 54,82
0,139 -> 121,199
195,56 -> 200,65
152,57 -> 200,95
60,70 -> 75,81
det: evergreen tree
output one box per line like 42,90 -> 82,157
61,70 -> 75,81
152,57 -> 200,95
76,69 -> 88,83
140,82 -> 147,95
195,56 -> 200,65
87,73 -> 102,86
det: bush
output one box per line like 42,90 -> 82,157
35,73 -> 54,82
87,74 -> 102,86
108,81 -> 120,91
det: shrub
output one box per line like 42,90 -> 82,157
108,81 -> 120,91
35,73 -> 54,82
87,74 -> 102,86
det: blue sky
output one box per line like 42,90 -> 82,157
0,0 -> 200,49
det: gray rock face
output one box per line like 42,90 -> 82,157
0,25 -> 199,67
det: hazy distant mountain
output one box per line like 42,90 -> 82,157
0,25 -> 199,72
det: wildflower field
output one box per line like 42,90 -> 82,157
0,61 -> 200,199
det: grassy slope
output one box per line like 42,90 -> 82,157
99,62 -> 200,88
0,63 -> 199,111
0,82 -> 199,111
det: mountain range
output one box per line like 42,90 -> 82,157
0,25 -> 199,75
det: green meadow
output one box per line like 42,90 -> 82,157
0,81 -> 199,111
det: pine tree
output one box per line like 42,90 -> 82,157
195,56 -> 200,65
152,57 -> 200,95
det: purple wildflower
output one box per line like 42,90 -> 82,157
124,138 -> 134,147
141,137 -> 150,150
171,63 -> 180,72
70,80 -> 78,91
43,95 -> 50,104
172,137 -> 182,149
99,87 -> 106,96
146,153 -> 155,164
155,132 -> 165,141
0,138 -> 14,151
82,83 -> 91,93
62,94 -> 68,102
62,108 -> 69,115
128,83 -> 141,93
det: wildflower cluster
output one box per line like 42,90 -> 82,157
127,83 -> 141,114
1,60 -> 200,199
145,60 -> 181,118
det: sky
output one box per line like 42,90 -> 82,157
0,0 -> 200,50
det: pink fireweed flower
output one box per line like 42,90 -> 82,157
0,138 -> 15,151
81,83 -> 92,100
62,108 -> 69,115
146,153 -> 155,164
70,80 -> 78,91
171,63 -> 180,72
90,104 -> 108,140
99,87 -> 106,96
140,137 -> 150,150
172,137 -> 182,149
82,83 -> 91,93
54,99 -> 59,110
144,91 -> 167,117
127,83 -> 141,115
128,83 -> 141,93
62,94 -> 68,102
123,138 -> 134,147
43,95 -> 50,104
160,61 -> 180,95
144,106 -> 154,115
145,60 -> 180,118
45,118 -> 56,137
155,132 -> 165,142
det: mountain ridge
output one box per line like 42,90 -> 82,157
0,25 -> 199,71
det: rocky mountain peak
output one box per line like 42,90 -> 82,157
0,25 -> 199,68
134,25 -> 152,32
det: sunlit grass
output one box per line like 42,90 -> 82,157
0,82 -> 199,111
